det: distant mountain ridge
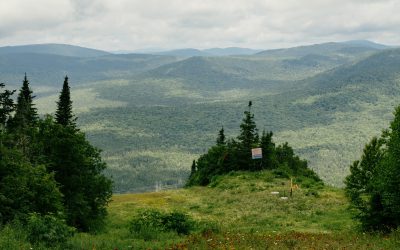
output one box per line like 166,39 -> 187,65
256,40 -> 388,57
146,47 -> 262,57
0,43 -> 111,58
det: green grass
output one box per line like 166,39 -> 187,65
69,171 -> 400,249
2,171 -> 400,249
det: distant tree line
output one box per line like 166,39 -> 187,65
345,105 -> 400,232
187,101 -> 321,186
0,75 -> 112,233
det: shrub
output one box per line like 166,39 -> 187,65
163,211 -> 194,235
272,168 -> 290,178
0,222 -> 30,249
129,209 -> 194,237
26,213 -> 75,247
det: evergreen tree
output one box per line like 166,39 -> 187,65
55,76 -> 75,128
0,83 -> 15,129
381,106 -> 400,228
344,137 -> 388,231
260,130 -> 276,169
10,74 -> 37,130
237,101 -> 259,170
34,116 -> 112,231
237,101 -> 259,149
190,160 -> 196,177
216,126 -> 226,146
0,144 -> 63,223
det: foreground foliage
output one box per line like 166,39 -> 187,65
0,76 -> 112,239
2,170 -> 399,249
345,105 -> 400,231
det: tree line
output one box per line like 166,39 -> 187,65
187,101 -> 321,186
0,75 -> 112,232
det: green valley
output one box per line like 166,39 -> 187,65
1,41 -> 398,192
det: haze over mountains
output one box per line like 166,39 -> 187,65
1,40 -> 398,192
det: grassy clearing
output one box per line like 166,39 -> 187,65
2,170 -> 400,249
72,171 -> 398,249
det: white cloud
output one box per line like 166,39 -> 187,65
0,0 -> 399,50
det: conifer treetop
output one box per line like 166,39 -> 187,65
55,75 -> 76,128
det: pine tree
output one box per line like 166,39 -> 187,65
344,137 -> 387,230
260,130 -> 276,169
35,117 -> 112,231
381,105 -> 400,228
55,76 -> 76,128
10,74 -> 38,130
0,82 -> 15,128
190,160 -> 196,176
237,101 -> 259,149
216,126 -> 226,146
237,101 -> 259,170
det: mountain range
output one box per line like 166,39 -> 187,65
0,40 -> 397,192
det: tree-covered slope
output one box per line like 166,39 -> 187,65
0,53 -> 181,87
256,40 -> 386,58
75,47 -> 400,192
1,41 -> 397,192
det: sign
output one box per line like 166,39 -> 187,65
251,148 -> 262,159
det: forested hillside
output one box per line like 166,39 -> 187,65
1,41 -> 397,192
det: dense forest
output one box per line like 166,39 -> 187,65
0,75 -> 112,246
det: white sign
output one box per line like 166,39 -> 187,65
252,148 -> 262,159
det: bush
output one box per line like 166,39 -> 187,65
129,209 -> 164,233
26,213 -> 75,247
272,168 -> 290,178
0,222 -> 30,249
164,211 -> 194,235
129,209 -> 194,237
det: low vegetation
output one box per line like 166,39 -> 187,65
2,171 -> 400,249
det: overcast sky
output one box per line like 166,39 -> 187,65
1,0 -> 399,51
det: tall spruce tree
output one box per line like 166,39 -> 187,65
344,137 -> 387,230
0,83 -> 15,128
381,105 -> 400,228
260,130 -> 276,169
10,74 -> 37,130
237,101 -> 259,170
190,160 -> 196,177
216,126 -> 226,146
237,101 -> 259,149
55,76 -> 75,128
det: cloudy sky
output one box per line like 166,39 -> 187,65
0,0 -> 399,51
